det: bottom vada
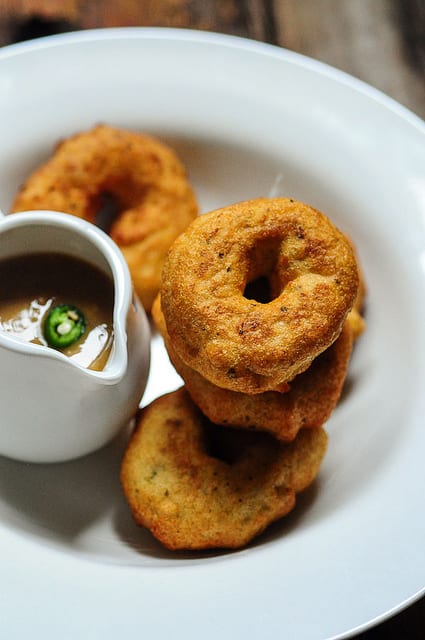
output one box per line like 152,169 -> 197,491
120,388 -> 328,551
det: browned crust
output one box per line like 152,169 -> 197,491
345,235 -> 367,339
153,294 -> 353,441
120,388 -> 328,550
160,197 -> 359,392
12,124 -> 198,311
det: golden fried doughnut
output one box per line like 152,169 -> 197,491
120,388 -> 328,550
152,295 -> 353,441
346,268 -> 366,339
161,197 -> 359,393
346,305 -> 365,340
12,124 -> 198,311
344,236 -> 367,339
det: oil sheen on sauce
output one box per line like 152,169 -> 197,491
0,253 -> 114,370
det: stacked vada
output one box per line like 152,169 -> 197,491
121,197 -> 365,551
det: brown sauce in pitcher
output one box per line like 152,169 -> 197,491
0,253 -> 114,370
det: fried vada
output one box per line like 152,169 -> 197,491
160,197 -> 359,393
152,295 -> 353,440
120,387 -> 328,550
12,124 -> 199,311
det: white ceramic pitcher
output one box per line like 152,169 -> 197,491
0,210 -> 151,463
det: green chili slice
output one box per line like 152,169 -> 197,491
43,304 -> 86,349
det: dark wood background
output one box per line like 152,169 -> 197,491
0,1 -> 424,639
1,0 -> 424,118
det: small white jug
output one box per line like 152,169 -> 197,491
0,210 -> 150,463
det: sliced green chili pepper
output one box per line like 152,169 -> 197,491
43,304 -> 86,349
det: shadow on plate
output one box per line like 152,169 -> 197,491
0,425 -> 132,542
0,411 -> 324,565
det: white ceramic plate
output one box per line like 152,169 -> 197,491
0,28 -> 424,640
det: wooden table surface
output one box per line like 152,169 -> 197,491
0,1 -> 424,639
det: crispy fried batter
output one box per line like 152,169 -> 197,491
344,235 -> 367,339
346,306 -> 365,340
120,388 -> 328,550
346,264 -> 366,339
12,124 -> 198,311
153,295 -> 353,440
160,197 -> 359,393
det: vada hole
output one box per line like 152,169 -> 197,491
243,238 -> 282,303
94,192 -> 121,233
243,276 -> 272,303
203,421 -> 242,465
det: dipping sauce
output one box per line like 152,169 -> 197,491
0,253 -> 114,370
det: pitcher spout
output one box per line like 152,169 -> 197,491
0,210 -> 150,462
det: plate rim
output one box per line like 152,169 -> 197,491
1,25 -> 424,133
0,26 -> 424,640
